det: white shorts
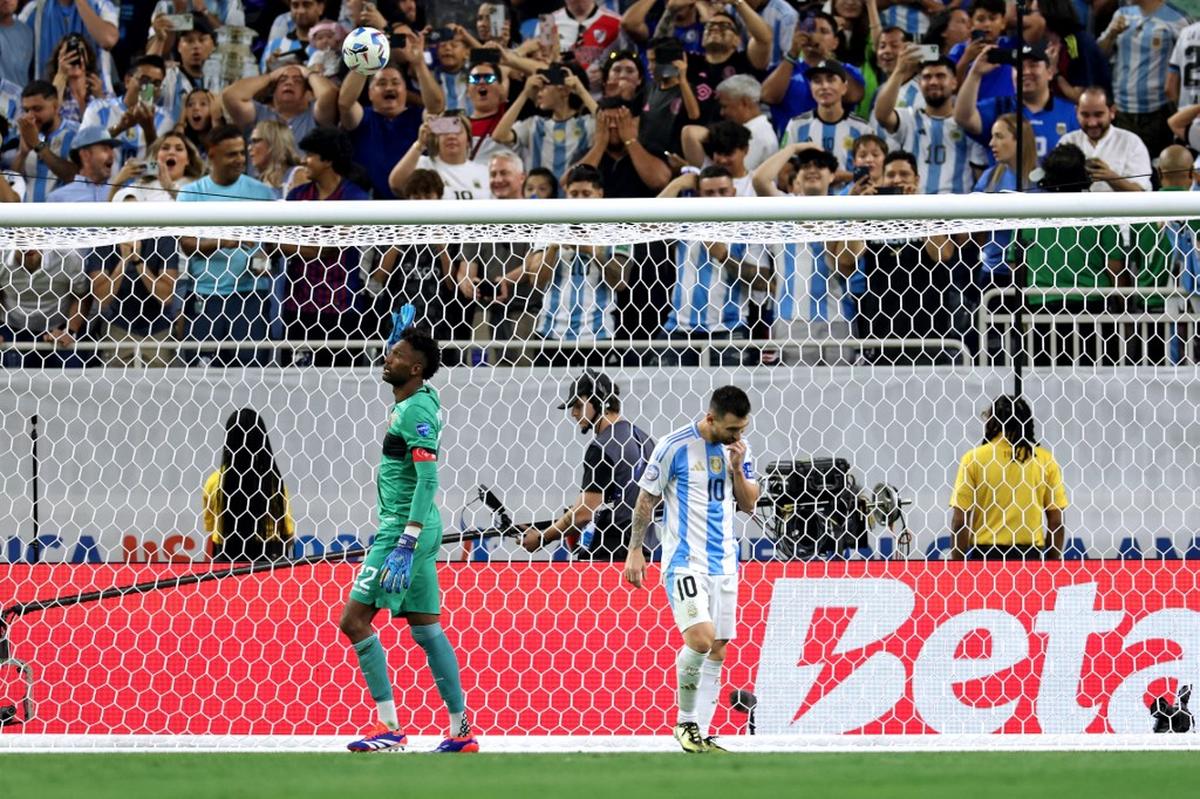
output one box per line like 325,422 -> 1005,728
663,569 -> 738,641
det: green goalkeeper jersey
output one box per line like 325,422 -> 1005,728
377,384 -> 442,532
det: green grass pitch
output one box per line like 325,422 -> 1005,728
2,752 -> 1198,799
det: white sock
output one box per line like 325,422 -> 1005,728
377,700 -> 398,729
676,646 -> 707,724
449,710 -> 470,738
696,659 -> 723,736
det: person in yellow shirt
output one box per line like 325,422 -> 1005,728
949,395 -> 1068,560
203,408 -> 296,562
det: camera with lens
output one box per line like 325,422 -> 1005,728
757,458 -> 867,559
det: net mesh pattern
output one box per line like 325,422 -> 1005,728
2,212 -> 1199,741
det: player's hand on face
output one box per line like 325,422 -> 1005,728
623,549 -> 646,588
727,439 -> 747,470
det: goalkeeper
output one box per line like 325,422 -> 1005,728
338,318 -> 478,754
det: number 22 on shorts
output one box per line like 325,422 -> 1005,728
355,565 -> 379,593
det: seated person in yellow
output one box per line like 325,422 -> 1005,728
949,395 -> 1068,560
203,408 -> 296,562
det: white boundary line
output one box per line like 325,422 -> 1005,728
2,734 -> 1199,754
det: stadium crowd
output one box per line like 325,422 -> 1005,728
2,0 -> 1200,366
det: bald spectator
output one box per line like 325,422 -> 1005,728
1058,87 -> 1152,192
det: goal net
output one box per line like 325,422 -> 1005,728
2,194 -> 1199,748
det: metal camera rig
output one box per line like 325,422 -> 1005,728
755,458 -> 912,560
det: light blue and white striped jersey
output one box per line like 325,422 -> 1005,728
148,0 -> 245,34
261,13 -> 319,72
512,114 -> 594,176
1103,4 -> 1189,114
1169,20 -> 1200,108
782,110 -> 875,171
664,241 -> 766,333
160,65 -> 200,124
436,68 -> 471,114
889,108 -> 980,194
19,0 -> 118,89
638,423 -> 755,578
772,241 -> 857,323
535,244 -> 627,341
1163,218 -> 1200,295
18,118 -> 78,203
738,0 -> 798,70
81,97 -> 175,164
879,4 -> 929,38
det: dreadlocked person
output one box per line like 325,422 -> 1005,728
948,395 -> 1068,561
204,408 -> 296,562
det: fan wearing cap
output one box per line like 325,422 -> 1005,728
44,124 -> 119,202
875,47 -> 980,195
780,59 -> 872,185
956,40 -> 1080,163
521,371 -> 655,562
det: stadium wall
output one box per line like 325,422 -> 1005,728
2,367 -> 1200,562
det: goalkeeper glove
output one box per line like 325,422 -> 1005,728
386,304 -> 416,350
380,528 -> 420,594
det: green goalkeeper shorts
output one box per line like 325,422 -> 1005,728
348,525 -> 442,617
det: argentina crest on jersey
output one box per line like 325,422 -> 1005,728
709,455 -> 724,474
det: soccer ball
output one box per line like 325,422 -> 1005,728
342,26 -> 389,76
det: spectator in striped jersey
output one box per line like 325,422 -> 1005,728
261,0 -> 326,73
876,50 -> 979,195
13,80 -> 79,203
1098,0 -> 1188,163
431,31 -> 471,113
81,54 -> 174,167
491,63 -> 597,178
781,59 -> 873,184
147,14 -> 218,124
763,10 -> 865,132
658,165 -> 771,366
762,148 -> 855,364
528,164 -> 631,360
877,0 -> 941,41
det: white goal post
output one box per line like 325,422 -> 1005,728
2,193 -> 1200,750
